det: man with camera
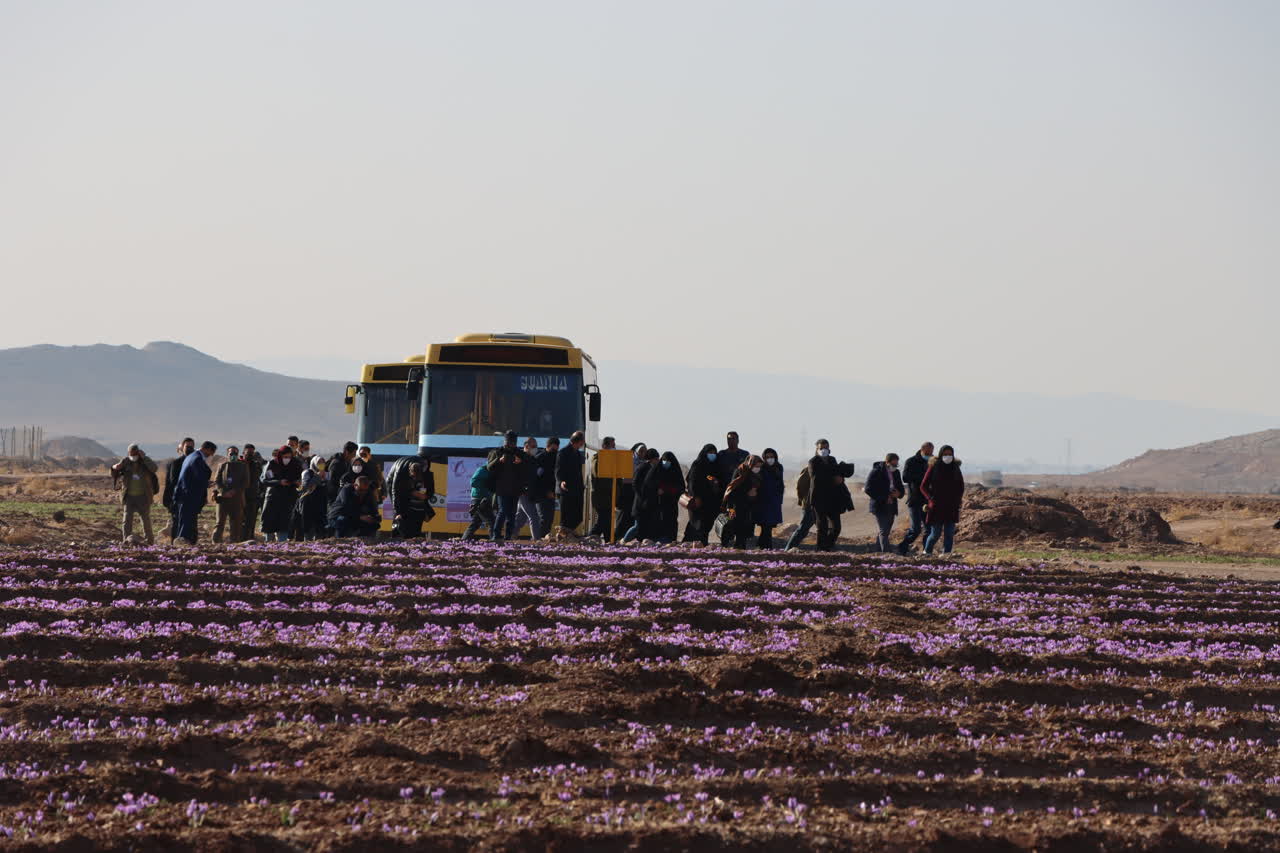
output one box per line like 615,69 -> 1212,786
487,429 -> 530,542
111,444 -> 159,544
213,446 -> 249,543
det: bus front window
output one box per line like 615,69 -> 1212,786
423,367 -> 582,437
358,385 -> 419,445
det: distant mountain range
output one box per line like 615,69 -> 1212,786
0,342 -> 349,454
1,343 -> 1276,476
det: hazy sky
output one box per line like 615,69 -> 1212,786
3,1 -> 1277,415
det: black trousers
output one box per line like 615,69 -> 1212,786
683,503 -> 720,544
816,512 -> 842,550
394,509 -> 427,538
559,490 -> 584,531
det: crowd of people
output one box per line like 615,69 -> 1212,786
109,431 -> 967,555
111,436 -> 433,545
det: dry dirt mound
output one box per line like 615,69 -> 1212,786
962,491 -> 1111,544
961,488 -> 1176,546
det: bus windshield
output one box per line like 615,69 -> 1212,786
358,385 -> 420,445
422,366 -> 582,437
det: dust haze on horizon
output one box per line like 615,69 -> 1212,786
2,1 -> 1278,417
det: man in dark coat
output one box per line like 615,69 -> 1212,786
328,475 -> 381,538
864,454 -> 905,552
532,437 -> 559,538
785,439 -> 843,551
716,431 -> 750,486
798,443 -> 847,551
488,430 -> 531,542
162,437 -> 195,542
326,442 -> 359,502
174,441 -> 216,544
897,442 -> 933,555
240,444 -> 265,541
388,454 -> 436,538
555,431 -> 587,539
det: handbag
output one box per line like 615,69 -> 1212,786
678,493 -> 694,510
712,512 -> 731,540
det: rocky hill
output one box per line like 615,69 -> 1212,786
0,342 -> 351,454
1054,429 -> 1280,493
41,436 -> 119,458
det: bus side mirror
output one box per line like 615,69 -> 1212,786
588,389 -> 602,422
406,367 -> 424,400
344,385 -> 359,414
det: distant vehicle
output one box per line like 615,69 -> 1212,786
1026,481 -> 1039,490
344,333 -> 601,536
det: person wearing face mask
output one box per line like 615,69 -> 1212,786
682,444 -> 724,545
753,448 -> 785,549
111,443 -> 159,545
554,431 -> 587,540
722,455 -> 764,549
622,449 -> 661,544
174,441 -> 217,544
652,451 -> 686,544
212,446 -> 249,544
864,453 -> 905,552
920,445 -> 964,555
162,438 -> 196,543
240,444 -> 266,541
295,455 -> 333,540
259,446 -> 303,543
897,442 -> 934,555
512,438 -> 543,539
326,442 -> 360,503
353,446 -> 386,502
716,431 -> 750,487
785,439 -> 832,551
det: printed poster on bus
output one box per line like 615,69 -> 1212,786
447,456 -> 486,523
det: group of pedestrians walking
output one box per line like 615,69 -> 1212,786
111,436 -> 433,545
110,430 -> 965,554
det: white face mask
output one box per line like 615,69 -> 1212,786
764,457 -> 776,466
281,456 -> 292,465
751,466 -> 762,475
818,448 -> 830,457
942,455 -> 955,464
129,454 -> 140,462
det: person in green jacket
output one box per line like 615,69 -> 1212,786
462,462 -> 497,541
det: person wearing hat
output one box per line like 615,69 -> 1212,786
111,443 -> 159,544
487,429 -> 530,542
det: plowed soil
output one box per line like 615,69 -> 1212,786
0,541 -> 1277,850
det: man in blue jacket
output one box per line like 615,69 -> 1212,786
174,441 -> 216,544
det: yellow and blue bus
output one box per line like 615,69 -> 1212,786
344,333 -> 601,535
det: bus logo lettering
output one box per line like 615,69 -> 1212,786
520,374 -> 569,392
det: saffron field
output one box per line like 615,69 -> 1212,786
0,542 -> 1277,850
